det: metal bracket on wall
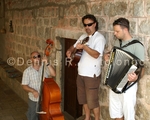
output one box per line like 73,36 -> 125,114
9,20 -> 14,33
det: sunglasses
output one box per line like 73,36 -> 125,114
32,55 -> 41,59
83,22 -> 95,27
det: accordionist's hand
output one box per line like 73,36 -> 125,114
103,52 -> 110,64
127,72 -> 138,82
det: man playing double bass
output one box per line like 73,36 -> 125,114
21,51 -> 56,120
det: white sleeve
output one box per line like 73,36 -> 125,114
94,36 -> 106,56
73,34 -> 88,47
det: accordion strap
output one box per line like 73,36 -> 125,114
119,39 -> 143,48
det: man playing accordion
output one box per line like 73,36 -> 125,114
104,18 -> 145,120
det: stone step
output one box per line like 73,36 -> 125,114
0,59 -> 28,103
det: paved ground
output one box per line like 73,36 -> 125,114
0,78 -> 27,120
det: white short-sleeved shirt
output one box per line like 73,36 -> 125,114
21,65 -> 50,101
74,31 -> 106,77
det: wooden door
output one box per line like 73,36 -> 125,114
64,38 -> 82,119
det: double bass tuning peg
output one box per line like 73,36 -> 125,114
46,39 -> 54,46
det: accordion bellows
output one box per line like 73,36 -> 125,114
104,47 -> 144,93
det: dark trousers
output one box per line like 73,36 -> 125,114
26,99 -> 38,120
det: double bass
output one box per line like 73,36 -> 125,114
36,39 -> 64,120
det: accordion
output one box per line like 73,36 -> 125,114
104,47 -> 144,93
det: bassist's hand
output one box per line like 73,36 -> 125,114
32,90 -> 39,98
42,56 -> 48,65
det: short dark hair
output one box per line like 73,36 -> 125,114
113,18 -> 130,31
82,14 -> 99,31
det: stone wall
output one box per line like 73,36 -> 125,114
0,0 -> 150,119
